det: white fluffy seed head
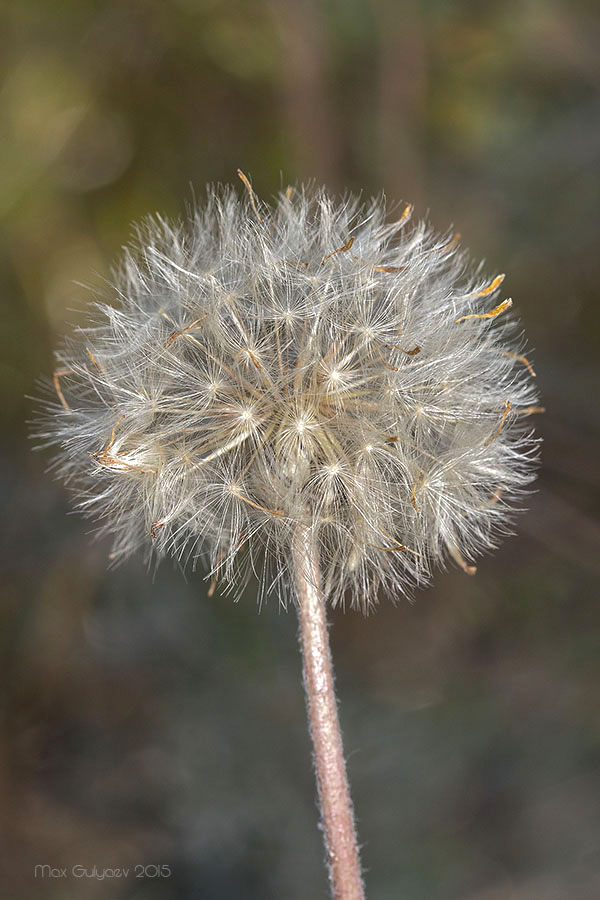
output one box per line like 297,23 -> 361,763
35,180 -> 541,611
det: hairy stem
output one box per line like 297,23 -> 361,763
292,526 -> 365,900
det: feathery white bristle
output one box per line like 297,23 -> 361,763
35,182 -> 541,611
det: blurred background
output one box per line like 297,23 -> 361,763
1,0 -> 599,897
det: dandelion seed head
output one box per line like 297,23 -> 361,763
35,180 -> 541,610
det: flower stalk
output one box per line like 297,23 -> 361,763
293,526 -> 365,900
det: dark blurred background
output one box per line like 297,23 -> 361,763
1,1 -> 599,898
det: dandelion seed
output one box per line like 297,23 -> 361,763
321,235 -> 355,265
52,368 -> 73,412
455,297 -> 513,323
474,273 -> 505,298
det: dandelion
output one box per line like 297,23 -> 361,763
35,174 -> 540,900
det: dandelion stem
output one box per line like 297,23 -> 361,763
293,526 -> 365,900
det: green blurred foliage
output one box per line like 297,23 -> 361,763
1,1 -> 599,898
